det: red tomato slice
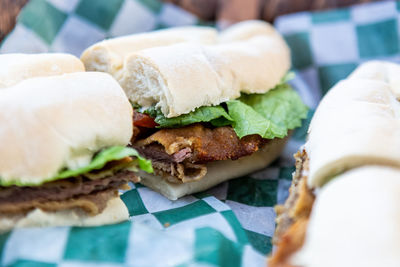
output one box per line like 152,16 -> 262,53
133,110 -> 158,128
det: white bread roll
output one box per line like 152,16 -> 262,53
81,26 -> 217,81
292,166 -> 400,267
218,20 -> 279,42
0,196 -> 129,232
121,34 -> 289,117
0,72 -> 133,185
349,60 -> 400,99
305,78 -> 400,188
81,21 -> 290,118
0,53 -> 84,88
138,136 -> 288,200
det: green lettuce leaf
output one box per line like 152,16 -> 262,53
56,146 -> 153,179
280,71 -> 295,83
146,105 -> 233,128
142,82 -> 308,139
0,146 -> 153,187
226,100 -> 286,139
228,84 -> 308,138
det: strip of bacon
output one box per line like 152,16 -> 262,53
134,124 -> 267,163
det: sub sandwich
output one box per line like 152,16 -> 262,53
269,61 -> 400,267
81,21 -> 308,200
0,54 -> 152,231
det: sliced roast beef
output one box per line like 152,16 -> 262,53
0,189 -> 118,216
134,144 -> 192,164
0,169 -> 138,215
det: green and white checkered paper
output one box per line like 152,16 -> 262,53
1,0 -> 400,266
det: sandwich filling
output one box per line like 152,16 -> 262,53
131,76 -> 308,183
268,150 -> 315,267
0,147 -> 153,216
134,124 -> 268,183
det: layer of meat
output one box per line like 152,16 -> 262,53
134,143 -> 207,183
152,161 -> 207,183
133,123 -> 269,183
269,218 -> 309,267
135,124 -> 267,163
0,169 -> 139,216
268,150 -> 315,267
0,189 -> 118,216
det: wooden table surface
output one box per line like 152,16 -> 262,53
0,0 -> 376,43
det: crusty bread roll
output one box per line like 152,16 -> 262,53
121,34 -> 289,117
0,72 -> 133,185
292,166 -> 400,267
218,20 -> 279,42
306,78 -> 400,188
81,21 -> 290,118
81,26 -> 217,81
0,53 -> 84,88
139,136 -> 288,200
0,196 -> 129,233
349,60 -> 400,99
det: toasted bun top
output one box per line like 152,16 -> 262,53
0,53 -> 84,88
81,21 -> 290,117
293,166 -> 400,267
306,62 -> 400,188
0,72 -> 133,185
81,26 -> 217,81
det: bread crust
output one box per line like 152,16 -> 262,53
306,78 -> 400,188
81,26 -> 217,81
218,20 -> 279,42
0,53 -> 84,88
349,60 -> 400,99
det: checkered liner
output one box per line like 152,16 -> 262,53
1,0 -> 400,266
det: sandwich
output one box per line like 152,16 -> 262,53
269,61 -> 400,267
287,166 -> 400,267
0,59 -> 152,231
81,20 -> 308,200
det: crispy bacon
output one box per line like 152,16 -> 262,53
134,123 -> 268,164
132,124 -> 270,183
